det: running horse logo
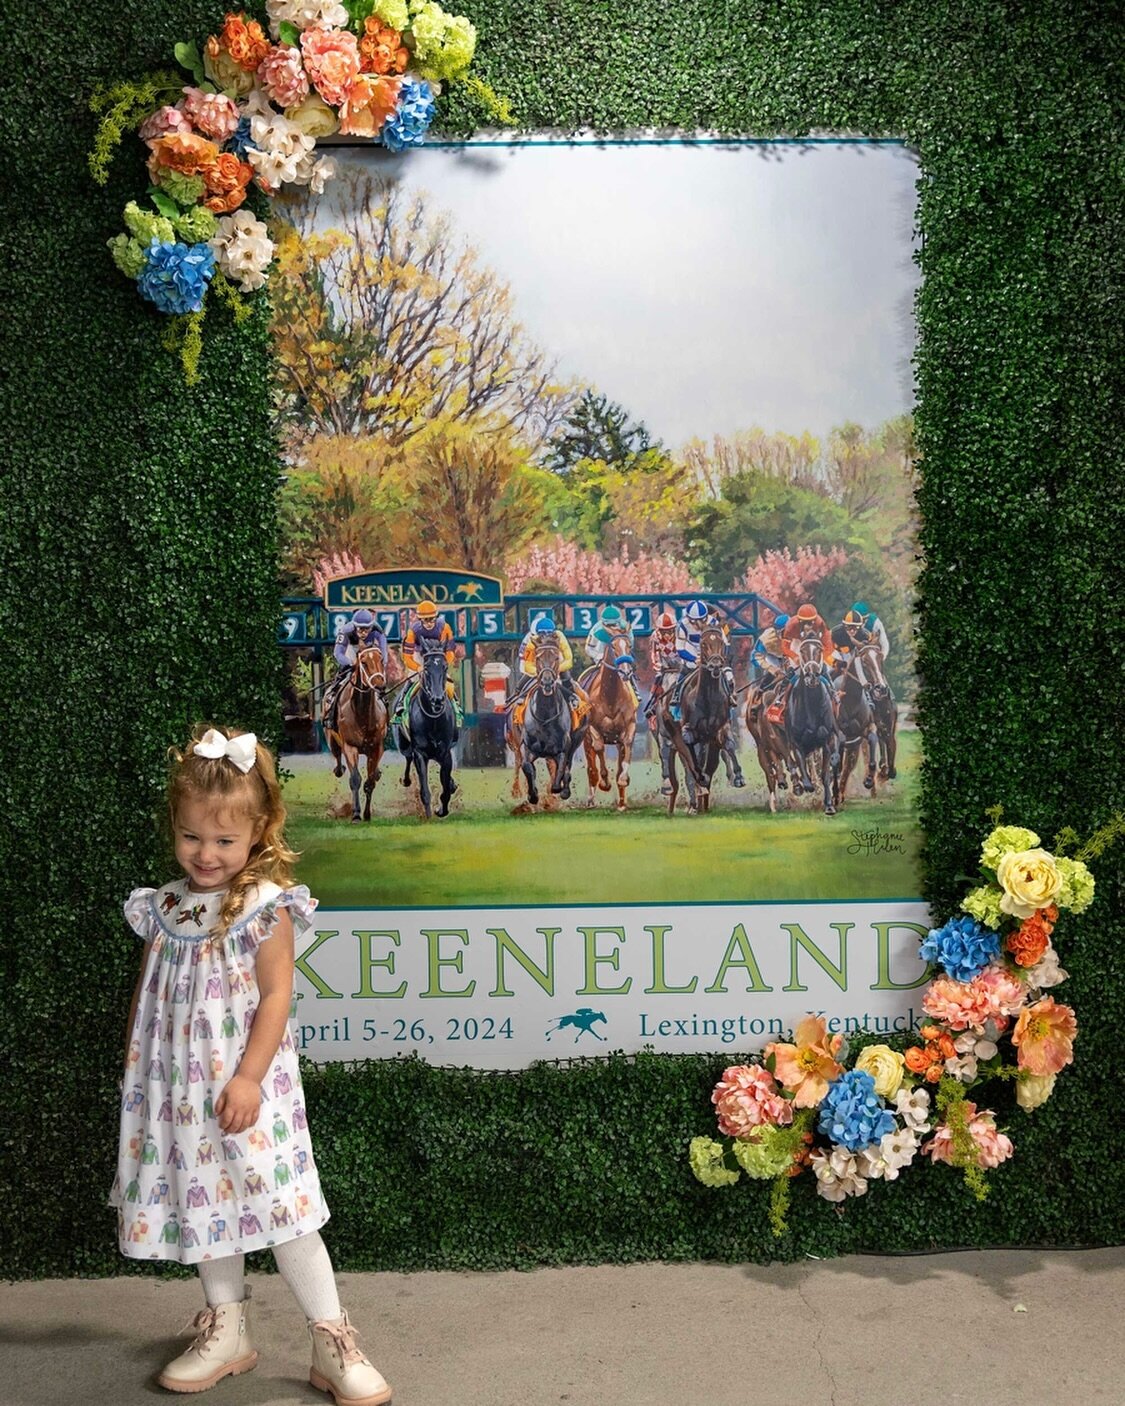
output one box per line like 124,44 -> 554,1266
544,1008 -> 608,1043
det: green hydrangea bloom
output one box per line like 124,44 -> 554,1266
409,1 -> 448,59
375,0 -> 409,30
732,1127 -> 795,1180
961,883 -> 1006,929
107,233 -> 148,279
153,169 -> 207,207
122,200 -> 175,246
174,206 -> 219,244
415,12 -> 476,80
981,825 -> 1040,872
688,1136 -> 739,1188
1055,856 -> 1095,913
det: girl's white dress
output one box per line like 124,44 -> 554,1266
110,879 -> 329,1263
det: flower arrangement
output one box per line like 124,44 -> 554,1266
690,813 -> 1122,1232
90,3 -> 513,380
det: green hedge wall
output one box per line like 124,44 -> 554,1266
2,0 -> 1122,1278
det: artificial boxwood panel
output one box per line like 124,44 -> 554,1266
1,0 -> 1122,1278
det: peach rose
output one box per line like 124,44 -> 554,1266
300,23 -> 362,107
203,153 -> 254,212
338,74 -> 401,137
148,131 -> 220,175
360,16 -> 409,75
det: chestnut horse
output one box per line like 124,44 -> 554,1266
580,631 -> 638,810
323,646 -> 388,822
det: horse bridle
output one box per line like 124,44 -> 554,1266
698,625 -> 726,677
417,648 -> 449,717
797,636 -> 823,679
355,647 -> 386,691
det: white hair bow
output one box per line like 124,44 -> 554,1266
193,729 -> 258,773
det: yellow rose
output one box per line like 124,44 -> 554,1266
203,42 -> 257,98
1016,1071 -> 1056,1111
285,94 -> 340,138
855,1044 -> 906,1099
996,848 -> 1063,919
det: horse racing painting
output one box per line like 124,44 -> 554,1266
274,139 -> 924,920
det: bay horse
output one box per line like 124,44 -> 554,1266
397,645 -> 457,819
322,646 -> 388,822
835,647 -> 880,802
866,647 -> 899,780
506,639 -> 586,809
580,630 -> 638,810
661,625 -> 729,815
787,635 -> 842,815
745,672 -> 797,813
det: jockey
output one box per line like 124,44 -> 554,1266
644,609 -> 681,731
396,598 -> 460,727
751,613 -> 790,684
670,600 -> 734,721
512,612 -> 584,726
851,601 -> 890,661
782,603 -> 836,694
830,610 -> 873,690
583,604 -> 639,703
325,608 -> 388,733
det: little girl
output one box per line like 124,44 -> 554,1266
111,725 -> 392,1405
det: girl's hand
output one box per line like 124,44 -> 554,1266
214,1074 -> 261,1134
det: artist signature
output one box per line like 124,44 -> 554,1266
847,827 -> 906,857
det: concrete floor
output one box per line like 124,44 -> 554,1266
2,1250 -> 1123,1405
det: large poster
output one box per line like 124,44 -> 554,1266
274,140 -> 928,1066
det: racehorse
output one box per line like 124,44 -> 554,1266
745,672 -> 798,813
787,636 -> 842,815
397,644 -> 457,818
545,1008 -> 607,1042
322,646 -> 388,822
506,639 -> 586,810
866,647 -> 899,780
835,646 -> 880,801
661,625 -> 730,815
580,630 -> 638,810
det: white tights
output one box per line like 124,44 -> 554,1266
197,1230 -> 342,1322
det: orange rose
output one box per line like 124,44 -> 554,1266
338,74 -> 402,137
360,16 -> 409,74
924,1064 -> 943,1083
203,153 -> 253,213
1007,918 -> 1050,967
904,1046 -> 932,1074
149,131 -> 220,175
219,11 -> 270,70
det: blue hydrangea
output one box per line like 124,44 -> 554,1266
225,118 -> 257,161
137,240 -> 216,315
919,914 -> 1001,984
817,1070 -> 896,1152
381,79 -> 436,151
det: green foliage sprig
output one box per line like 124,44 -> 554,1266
88,70 -> 183,184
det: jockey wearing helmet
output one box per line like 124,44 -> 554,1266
782,603 -> 836,694
582,603 -> 639,703
751,613 -> 790,685
851,601 -> 890,661
511,611 -> 584,725
644,609 -> 681,729
325,608 -> 389,737
396,598 -> 460,727
669,599 -> 735,720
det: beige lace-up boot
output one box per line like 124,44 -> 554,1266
308,1310 -> 393,1405
156,1293 -> 257,1393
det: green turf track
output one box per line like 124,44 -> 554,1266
283,730 -> 923,907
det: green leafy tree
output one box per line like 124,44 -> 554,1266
544,388 -> 660,476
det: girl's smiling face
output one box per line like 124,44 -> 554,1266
174,795 -> 263,892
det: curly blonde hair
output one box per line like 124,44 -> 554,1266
167,725 -> 298,936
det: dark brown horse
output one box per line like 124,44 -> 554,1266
507,640 -> 586,811
580,631 -> 638,810
866,646 -> 899,780
661,625 -> 729,815
745,672 -> 797,812
835,647 -> 880,802
323,646 -> 388,822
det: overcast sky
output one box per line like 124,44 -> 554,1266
316,140 -> 920,451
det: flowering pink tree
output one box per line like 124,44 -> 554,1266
506,536 -> 699,594
740,546 -> 848,613
312,549 -> 368,597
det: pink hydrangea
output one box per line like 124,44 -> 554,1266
139,105 -> 192,143
300,23 -> 361,107
711,1065 -> 793,1138
258,44 -> 311,107
922,964 -> 1026,1032
179,86 -> 241,142
923,1103 -> 1014,1170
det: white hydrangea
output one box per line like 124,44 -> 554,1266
266,0 -> 350,40
810,1146 -> 869,1202
246,112 -> 316,191
892,1086 -> 932,1134
290,151 -> 339,193
1026,942 -> 1068,993
210,212 -> 276,293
